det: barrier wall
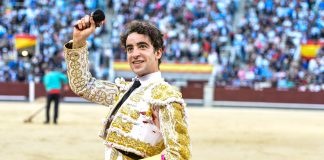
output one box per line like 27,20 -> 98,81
0,82 -> 323,104
214,87 -> 324,104
0,82 -> 29,96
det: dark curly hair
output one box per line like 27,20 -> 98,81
120,20 -> 164,66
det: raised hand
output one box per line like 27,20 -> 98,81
72,15 -> 96,49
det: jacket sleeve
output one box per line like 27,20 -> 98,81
63,42 -> 118,107
159,102 -> 191,160
150,84 -> 191,160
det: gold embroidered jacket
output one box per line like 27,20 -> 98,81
64,43 -> 191,160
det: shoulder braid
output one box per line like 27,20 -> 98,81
114,77 -> 131,92
147,82 -> 185,107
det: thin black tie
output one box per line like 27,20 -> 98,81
118,80 -> 141,106
107,80 -> 141,128
107,80 -> 143,159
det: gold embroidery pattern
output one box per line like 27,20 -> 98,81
64,44 -> 118,106
105,93 -> 116,105
71,77 -> 86,89
151,84 -> 182,101
71,69 -> 82,77
111,116 -> 133,133
129,95 -> 140,102
120,105 -> 140,120
68,51 -> 80,61
130,91 -> 144,102
145,107 -> 153,117
110,148 -> 119,160
107,131 -> 165,157
114,95 -> 119,104
70,61 -> 81,69
122,154 -> 133,160
160,103 -> 191,160
129,82 -> 154,102
115,78 -> 131,92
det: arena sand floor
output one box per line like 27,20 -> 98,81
0,99 -> 324,160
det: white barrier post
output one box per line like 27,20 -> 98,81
203,84 -> 214,107
29,81 -> 35,102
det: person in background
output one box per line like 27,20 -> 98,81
43,67 -> 68,124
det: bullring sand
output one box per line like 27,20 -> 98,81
0,100 -> 324,160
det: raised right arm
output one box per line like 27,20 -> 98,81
63,15 -> 118,107
64,43 -> 118,106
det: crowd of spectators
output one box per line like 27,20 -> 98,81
109,0 -> 323,92
0,0 -> 106,83
109,0 -> 238,63
215,0 -> 324,92
0,0 -> 323,92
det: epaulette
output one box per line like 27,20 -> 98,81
147,82 -> 185,106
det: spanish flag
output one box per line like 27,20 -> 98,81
15,34 -> 37,49
300,40 -> 323,59
114,61 -> 213,73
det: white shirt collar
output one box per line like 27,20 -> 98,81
134,71 -> 162,86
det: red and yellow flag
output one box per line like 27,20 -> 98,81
300,40 -> 323,59
15,34 -> 37,49
114,61 -> 212,73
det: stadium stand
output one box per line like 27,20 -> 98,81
0,0 -> 323,94
0,0 -> 108,83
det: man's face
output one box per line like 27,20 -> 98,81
126,32 -> 162,77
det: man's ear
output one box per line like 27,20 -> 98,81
155,48 -> 163,59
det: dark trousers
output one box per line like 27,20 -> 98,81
45,93 -> 60,123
